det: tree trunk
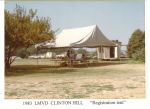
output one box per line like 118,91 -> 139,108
5,63 -> 9,76
5,57 -> 11,76
5,61 -> 11,69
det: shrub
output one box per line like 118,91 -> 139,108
132,48 -> 145,62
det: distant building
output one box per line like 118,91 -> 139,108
96,40 -> 121,60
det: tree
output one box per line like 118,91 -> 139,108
5,5 -> 54,69
128,29 -> 145,61
76,48 -> 87,54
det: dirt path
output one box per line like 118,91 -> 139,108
5,64 -> 145,99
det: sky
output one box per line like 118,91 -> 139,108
5,0 -> 145,45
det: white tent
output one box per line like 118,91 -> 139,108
36,25 -> 120,59
55,25 -> 115,48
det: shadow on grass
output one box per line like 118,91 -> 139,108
6,61 -> 124,76
6,65 -> 77,76
73,62 -> 124,68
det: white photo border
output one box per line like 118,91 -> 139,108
0,0 -> 150,109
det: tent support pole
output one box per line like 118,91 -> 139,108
97,46 -> 101,61
36,48 -> 39,65
96,47 -> 99,61
100,45 -> 103,61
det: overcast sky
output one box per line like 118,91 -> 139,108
5,0 -> 145,45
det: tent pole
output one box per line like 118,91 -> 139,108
101,45 -> 103,60
97,47 -> 100,61
36,47 -> 39,65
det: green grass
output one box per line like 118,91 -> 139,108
53,82 -> 74,85
12,59 -> 61,66
6,65 -> 128,77
126,86 -> 137,89
6,58 -> 144,77
63,87 -> 70,94
7,66 -> 77,76
6,92 -> 18,96
6,59 -> 122,76
5,59 -> 145,99
121,59 -> 145,64
70,93 -> 88,99
81,84 -> 115,94
12,58 -> 145,66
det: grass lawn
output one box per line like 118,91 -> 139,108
5,59 -> 145,99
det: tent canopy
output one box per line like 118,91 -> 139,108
55,25 -> 115,48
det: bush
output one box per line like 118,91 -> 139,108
132,48 -> 145,62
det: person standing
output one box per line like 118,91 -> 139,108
70,50 -> 74,67
66,50 -> 70,66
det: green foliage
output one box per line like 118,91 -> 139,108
128,29 -> 145,61
26,46 -> 37,55
75,48 -> 87,54
132,48 -> 145,62
17,50 -> 29,58
15,46 -> 38,58
16,48 -> 29,58
5,5 -> 54,69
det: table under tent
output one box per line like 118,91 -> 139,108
35,25 -> 121,66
